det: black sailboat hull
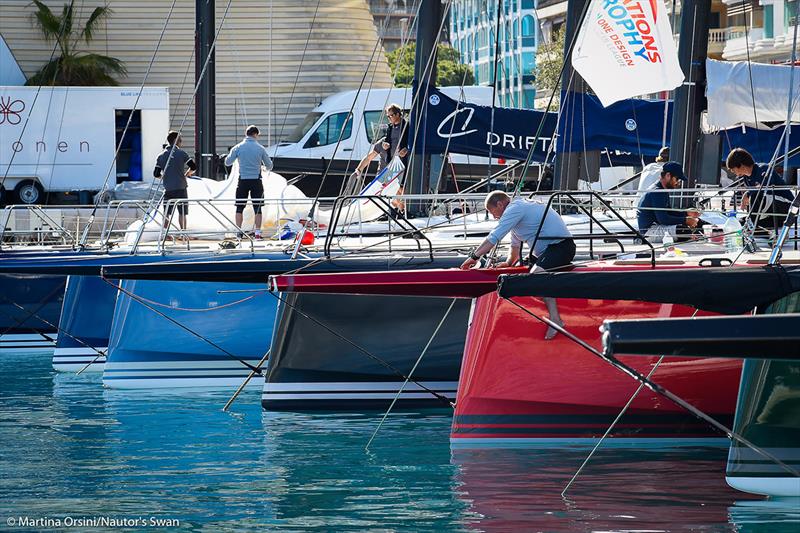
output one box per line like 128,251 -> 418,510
262,292 -> 470,411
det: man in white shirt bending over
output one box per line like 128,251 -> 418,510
460,191 -> 575,340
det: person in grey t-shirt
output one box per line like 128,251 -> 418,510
460,191 -> 575,340
154,131 -> 196,233
225,125 -> 272,239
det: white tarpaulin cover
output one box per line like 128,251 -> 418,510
124,159 -> 404,243
706,59 -> 800,129
571,0 -> 684,107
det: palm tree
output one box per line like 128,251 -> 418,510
26,1 -> 127,86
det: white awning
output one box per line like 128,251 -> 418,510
706,58 -> 800,130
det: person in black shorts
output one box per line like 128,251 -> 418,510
154,131 -> 196,233
225,125 -> 272,239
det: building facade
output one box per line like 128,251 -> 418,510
449,0 -> 538,109
0,0 -> 392,157
722,0 -> 799,61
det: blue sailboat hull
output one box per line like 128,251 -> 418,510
52,275 -> 118,372
103,279 -> 274,389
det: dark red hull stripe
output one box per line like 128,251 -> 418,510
454,413 -> 734,426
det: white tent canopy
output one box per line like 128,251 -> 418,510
706,59 -> 800,130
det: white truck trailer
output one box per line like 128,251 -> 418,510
0,86 -> 169,204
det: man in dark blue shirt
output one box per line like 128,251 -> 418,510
726,148 -> 793,232
637,161 -> 699,241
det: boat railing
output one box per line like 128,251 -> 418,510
323,194 -> 436,259
126,196 -> 347,255
0,204 -> 77,249
533,191 -> 656,267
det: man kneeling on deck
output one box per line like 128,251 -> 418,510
460,191 -> 575,340
636,161 -> 699,242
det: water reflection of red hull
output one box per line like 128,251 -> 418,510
453,289 -> 741,447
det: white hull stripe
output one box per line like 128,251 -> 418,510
103,360 -> 263,370
0,333 -> 57,342
53,347 -> 108,357
53,363 -> 104,373
263,381 -> 458,392
262,392 -> 454,400
104,369 -> 254,379
726,477 -> 800,498
0,333 -> 57,352
103,377 -> 262,389
53,357 -> 108,364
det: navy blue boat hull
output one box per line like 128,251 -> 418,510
0,273 -> 65,353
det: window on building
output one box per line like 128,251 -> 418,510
522,15 -> 536,47
522,0 -> 535,9
787,0 -> 798,26
303,112 -> 352,148
764,5 -> 774,38
522,51 -> 535,75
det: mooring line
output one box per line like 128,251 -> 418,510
0,278 -> 66,340
223,350 -> 270,412
0,294 -> 107,367
562,304 -> 702,497
266,291 -> 453,407
501,296 -> 800,479
561,355 -> 665,498
99,276 -> 261,374
365,298 -> 457,451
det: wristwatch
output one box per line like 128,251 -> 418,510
469,250 -> 482,261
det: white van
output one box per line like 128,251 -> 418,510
0,86 -> 169,204
267,86 -> 494,164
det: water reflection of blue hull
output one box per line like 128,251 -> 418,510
103,279 -> 274,389
0,273 -> 65,353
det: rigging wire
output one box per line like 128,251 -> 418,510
365,298 -> 457,450
561,355 -> 666,498
121,0 -> 236,240
270,0 -> 323,156
99,274 -> 262,374
500,296 -> 800,479
508,0 -> 594,197
0,293 -> 108,368
1,8 -> 72,193
78,0 -> 181,246
265,290 -> 453,406
487,0 -> 504,188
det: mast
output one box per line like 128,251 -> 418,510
406,0 -> 441,214
195,0 -> 217,179
554,0 -> 599,191
669,0 -> 711,188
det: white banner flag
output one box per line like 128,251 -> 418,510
571,0 -> 684,107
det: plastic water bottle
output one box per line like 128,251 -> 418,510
660,232 -> 676,257
723,212 -> 744,253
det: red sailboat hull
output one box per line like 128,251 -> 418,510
453,289 -> 742,447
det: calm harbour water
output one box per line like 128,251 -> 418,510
1,352 -> 798,532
